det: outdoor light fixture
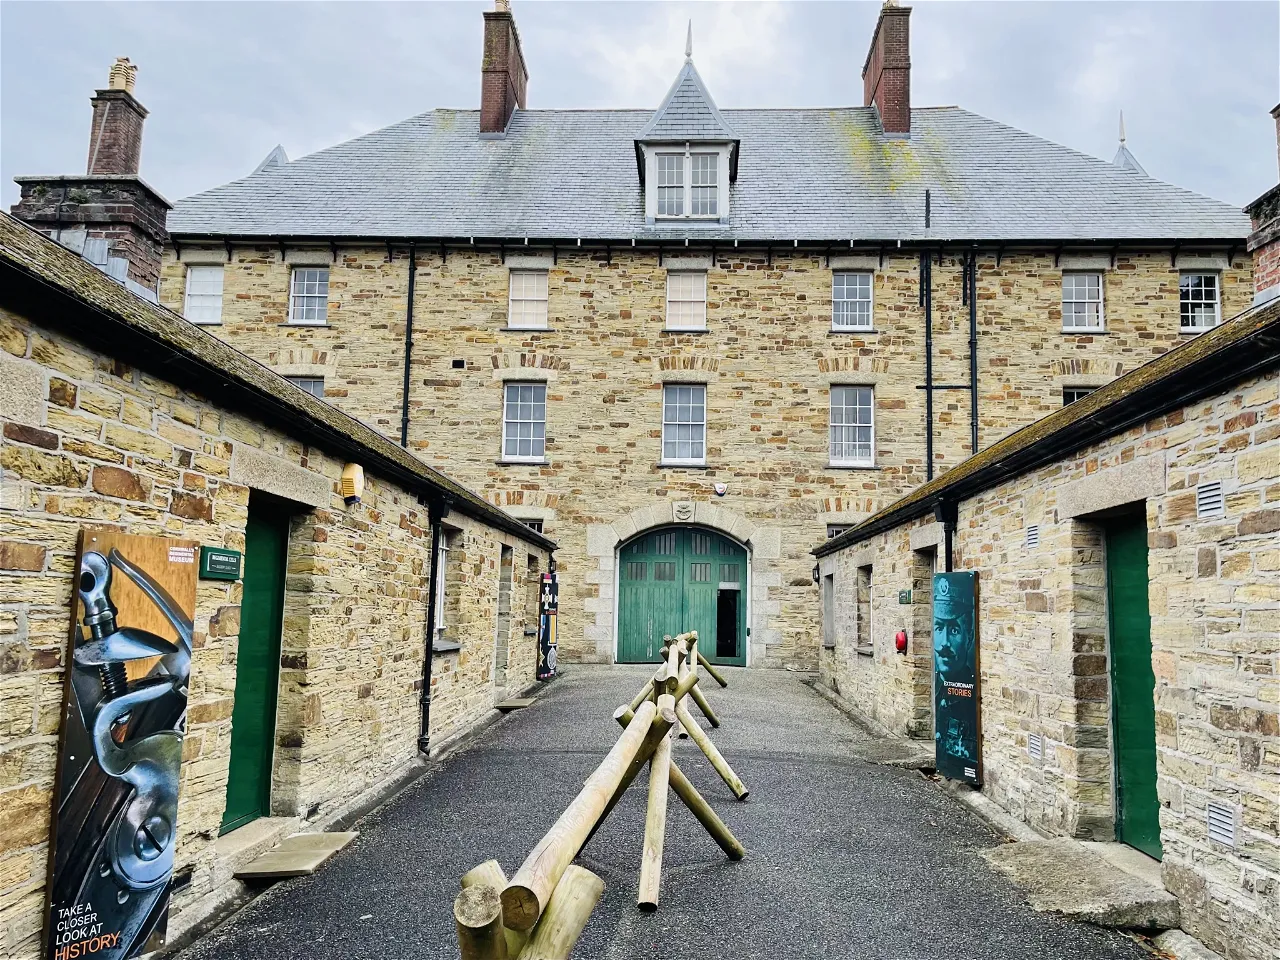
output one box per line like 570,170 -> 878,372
812,563 -> 820,584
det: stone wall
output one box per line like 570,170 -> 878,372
158,246 -> 1253,669
819,367 -> 1279,960
0,303 -> 548,958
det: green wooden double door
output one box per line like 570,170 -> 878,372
1105,513 -> 1162,860
618,526 -> 746,666
221,498 -> 289,835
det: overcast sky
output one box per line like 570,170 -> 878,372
1,1 -> 1277,213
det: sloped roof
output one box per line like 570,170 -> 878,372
168,106 -> 1250,243
637,59 -> 736,142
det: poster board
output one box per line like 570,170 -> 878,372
46,529 -> 197,960
536,571 -> 558,680
932,571 -> 982,785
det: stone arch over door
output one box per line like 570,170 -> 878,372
584,500 -> 782,665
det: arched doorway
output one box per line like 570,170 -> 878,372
617,525 -> 747,666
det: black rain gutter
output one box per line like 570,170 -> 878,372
968,248 -> 979,454
0,216 -> 555,555
921,248 -> 934,481
814,296 -> 1280,559
400,243 -> 416,446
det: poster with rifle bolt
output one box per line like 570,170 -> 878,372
45,529 -> 197,960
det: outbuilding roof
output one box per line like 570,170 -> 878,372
168,105 -> 1249,244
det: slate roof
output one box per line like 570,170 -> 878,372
168,106 -> 1250,243
637,59 -> 737,143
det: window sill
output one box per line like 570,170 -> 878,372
1061,328 -> 1106,335
827,462 -> 878,471
432,641 -> 462,655
496,458 -> 549,466
662,327 -> 708,335
822,643 -> 836,651
1180,327 -> 1217,336
658,461 -> 709,470
830,329 -> 877,336
855,645 -> 874,658
500,327 -> 556,333
189,319 -> 223,326
280,321 -> 330,328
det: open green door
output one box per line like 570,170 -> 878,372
1105,512 -> 1162,860
617,527 -> 746,666
221,498 -> 289,834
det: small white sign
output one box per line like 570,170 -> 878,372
168,546 -> 195,564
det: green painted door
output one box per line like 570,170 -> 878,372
221,500 -> 289,834
617,527 -> 746,666
1106,513 -> 1162,860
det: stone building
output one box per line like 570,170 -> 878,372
0,214 -> 553,957
813,279 -> 1280,959
15,3 -> 1256,674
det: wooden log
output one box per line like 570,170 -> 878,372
637,732 -> 672,912
455,883 -> 509,960
663,641 -> 681,694
516,865 -> 604,960
690,683 -> 721,728
697,650 -> 729,687
611,707 -> 745,861
503,699 -> 666,931
675,655 -> 692,739
628,676 -> 656,712
461,861 -> 527,957
676,699 -> 749,800
586,696 -> 678,844
667,760 -> 746,860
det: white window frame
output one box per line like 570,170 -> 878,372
284,376 -> 325,399
829,385 -> 875,467
643,142 -> 730,221
183,265 -> 224,324
501,382 -> 547,462
508,269 -> 549,329
1062,386 -> 1095,406
661,383 -> 707,466
1180,272 -> 1221,332
434,534 -> 450,644
832,271 -> 874,330
666,271 -> 707,331
288,267 -> 329,325
1061,271 -> 1105,331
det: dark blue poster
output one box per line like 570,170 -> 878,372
933,572 -> 981,785
536,571 -> 558,681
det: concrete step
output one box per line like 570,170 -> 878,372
496,697 -> 536,711
234,831 -> 358,881
982,837 -> 1180,931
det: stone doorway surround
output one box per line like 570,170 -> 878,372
584,501 -> 781,665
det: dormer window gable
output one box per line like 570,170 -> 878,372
636,25 -> 738,224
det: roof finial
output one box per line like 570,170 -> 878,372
1119,109 -> 1126,145
685,20 -> 693,62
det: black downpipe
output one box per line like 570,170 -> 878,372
935,500 -> 957,572
399,243 -> 416,447
922,250 -> 934,481
418,495 -> 450,755
968,249 -> 979,454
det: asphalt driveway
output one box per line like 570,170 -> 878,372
178,665 -> 1147,960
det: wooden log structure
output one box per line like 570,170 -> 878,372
502,699 -> 671,931
637,731 -> 672,911
676,699 -> 750,800
697,649 -> 729,687
455,883 -> 509,960
612,707 -> 746,861
462,861 -> 528,957
516,865 -> 605,960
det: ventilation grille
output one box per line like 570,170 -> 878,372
1197,482 -> 1224,519
1028,733 -> 1043,760
1025,524 -> 1040,549
1207,801 -> 1236,846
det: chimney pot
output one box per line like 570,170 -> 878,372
862,2 -> 912,136
480,3 -> 528,135
108,57 -> 137,93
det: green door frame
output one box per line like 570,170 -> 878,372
221,495 -> 290,835
615,525 -> 748,667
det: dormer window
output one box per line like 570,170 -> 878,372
653,147 -> 720,219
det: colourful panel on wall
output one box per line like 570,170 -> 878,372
933,571 -> 981,785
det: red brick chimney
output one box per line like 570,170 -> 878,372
862,1 -> 912,136
1244,103 -> 1280,307
480,0 -> 528,136
86,58 -> 147,175
10,58 -> 169,294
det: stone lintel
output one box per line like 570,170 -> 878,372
231,444 -> 331,508
0,352 -> 45,426
1058,456 -> 1164,521
909,521 -> 944,552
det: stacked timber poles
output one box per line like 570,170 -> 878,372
452,630 -> 747,958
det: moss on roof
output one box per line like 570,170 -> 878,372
0,213 -> 554,552
816,292 -> 1280,557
